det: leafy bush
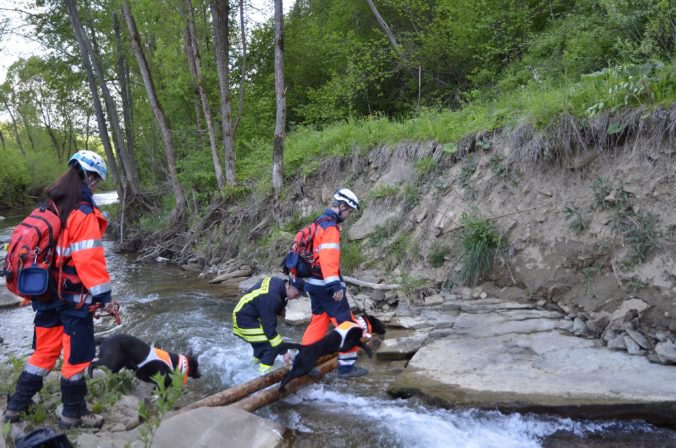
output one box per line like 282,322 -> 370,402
0,148 -> 30,207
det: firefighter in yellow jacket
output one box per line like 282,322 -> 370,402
233,277 -> 307,373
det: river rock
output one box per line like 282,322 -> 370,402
423,294 -> 444,306
623,334 -> 642,355
625,328 -> 651,350
377,332 -> 428,360
390,330 -> 676,427
655,341 -> 676,364
152,406 -> 287,448
284,297 -> 312,326
75,428 -> 143,448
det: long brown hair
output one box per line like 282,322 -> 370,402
45,165 -> 85,225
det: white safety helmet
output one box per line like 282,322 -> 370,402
68,150 -> 108,181
333,188 -> 359,210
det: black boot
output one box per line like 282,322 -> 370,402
58,377 -> 102,429
3,371 -> 44,423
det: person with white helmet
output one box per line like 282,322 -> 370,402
298,188 -> 369,378
4,150 -> 113,429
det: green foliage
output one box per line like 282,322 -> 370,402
611,208 -> 659,268
626,275 -> 647,292
369,184 -> 399,200
585,62 -> 674,117
563,205 -> 587,233
282,212 -> 318,234
341,239 -> 365,273
88,369 -> 135,413
414,157 -> 438,178
0,148 -> 30,207
489,153 -> 509,177
458,213 -> 505,285
459,156 -> 477,187
401,183 -> 420,211
592,177 -> 613,210
428,244 -> 451,268
139,370 -> 185,448
367,218 -> 400,248
399,272 -> 426,294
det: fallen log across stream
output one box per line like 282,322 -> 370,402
179,337 -> 380,413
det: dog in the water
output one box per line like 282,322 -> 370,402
278,314 -> 385,392
88,334 -> 201,388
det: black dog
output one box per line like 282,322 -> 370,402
278,314 -> 385,392
88,334 -> 201,388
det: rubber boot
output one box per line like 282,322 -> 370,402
58,377 -> 103,429
3,371 -> 44,423
338,366 -> 368,378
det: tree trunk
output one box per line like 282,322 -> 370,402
38,101 -> 62,159
0,128 -> 5,150
233,0 -> 247,134
365,0 -> 408,63
233,356 -> 339,412
210,0 -> 237,186
2,97 -> 25,155
16,106 -> 36,151
182,0 -> 225,191
63,0 -> 122,197
179,353 -> 337,413
122,0 -> 187,222
80,7 -> 141,194
113,12 -> 139,191
272,0 -> 286,202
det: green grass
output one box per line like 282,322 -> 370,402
458,213 -> 505,285
428,244 -> 451,268
369,184 -> 399,200
341,239 -> 365,273
235,61 -> 675,182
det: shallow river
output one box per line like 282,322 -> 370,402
1,194 -> 674,448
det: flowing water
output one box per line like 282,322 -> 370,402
1,194 -> 674,448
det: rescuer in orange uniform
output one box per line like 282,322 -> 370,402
3,150 -> 114,428
300,188 -> 368,377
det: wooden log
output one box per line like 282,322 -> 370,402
208,268 -> 253,284
232,356 -> 339,413
178,354 -> 337,413
232,337 -> 381,413
343,275 -> 401,290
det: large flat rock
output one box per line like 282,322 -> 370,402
152,406 -> 288,448
390,331 -> 676,427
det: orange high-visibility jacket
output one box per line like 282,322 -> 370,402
54,186 -> 112,306
310,209 -> 342,292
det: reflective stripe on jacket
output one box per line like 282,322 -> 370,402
310,209 -> 342,292
53,184 -> 111,305
232,277 -> 287,347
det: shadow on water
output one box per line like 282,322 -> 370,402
1,195 -> 674,447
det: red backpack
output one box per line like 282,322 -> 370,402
3,202 -> 61,302
282,216 -> 334,278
